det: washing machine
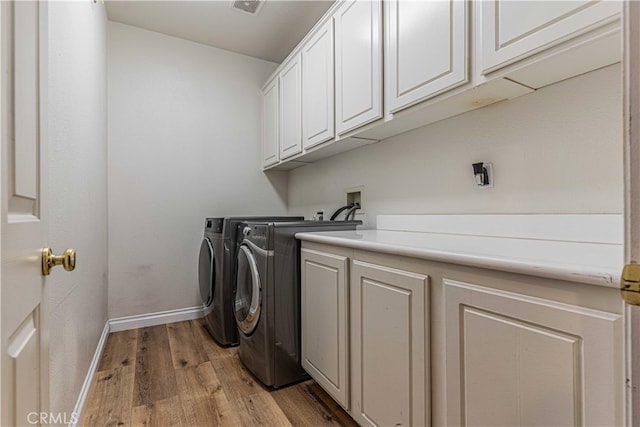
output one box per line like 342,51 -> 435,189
198,216 -> 301,346
234,219 -> 362,388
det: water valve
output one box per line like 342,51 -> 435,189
472,162 -> 492,187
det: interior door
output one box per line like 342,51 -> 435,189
1,1 -> 49,425
625,2 -> 640,424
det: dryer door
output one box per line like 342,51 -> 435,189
234,244 -> 261,335
198,238 -> 215,307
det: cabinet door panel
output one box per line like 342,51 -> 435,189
301,249 -> 349,408
444,279 -> 622,426
463,307 -> 579,426
351,260 -> 429,427
386,0 -> 467,114
279,54 -> 302,159
262,78 -> 279,168
302,21 -> 334,149
335,0 -> 382,135
480,0 -> 621,74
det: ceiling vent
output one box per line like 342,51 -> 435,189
231,0 -> 265,16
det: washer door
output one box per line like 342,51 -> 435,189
198,238 -> 214,306
234,244 -> 261,335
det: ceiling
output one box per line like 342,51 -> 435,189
105,0 -> 335,63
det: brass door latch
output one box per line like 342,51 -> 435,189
621,263 -> 640,305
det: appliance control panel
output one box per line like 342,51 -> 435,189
241,223 -> 269,249
205,217 -> 223,233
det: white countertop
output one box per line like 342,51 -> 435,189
295,229 -> 623,288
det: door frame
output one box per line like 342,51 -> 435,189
38,1 -> 50,419
624,1 -> 640,425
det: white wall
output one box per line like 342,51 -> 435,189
288,65 -> 623,227
47,1 -> 108,417
107,23 -> 286,319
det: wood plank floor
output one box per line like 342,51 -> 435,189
80,319 -> 358,426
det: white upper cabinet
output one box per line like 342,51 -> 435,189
385,0 -> 468,115
261,77 -> 279,168
478,0 -> 621,75
334,0 -> 383,135
302,20 -> 335,150
261,0 -> 621,169
279,53 -> 303,160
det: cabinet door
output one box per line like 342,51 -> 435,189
301,249 -> 349,408
262,77 -> 279,168
385,0 -> 467,114
444,279 -> 622,426
351,260 -> 429,427
334,0 -> 382,135
479,0 -> 621,74
302,21 -> 334,149
279,53 -> 302,160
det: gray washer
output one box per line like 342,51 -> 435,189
234,220 -> 361,388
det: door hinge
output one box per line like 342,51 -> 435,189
621,263 -> 640,305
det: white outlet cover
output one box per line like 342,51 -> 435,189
345,185 -> 365,214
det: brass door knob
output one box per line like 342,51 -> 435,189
42,248 -> 76,276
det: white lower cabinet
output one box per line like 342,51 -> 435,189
300,248 -> 350,408
350,260 -> 429,427
300,242 -> 623,426
301,247 -> 430,425
444,279 -> 622,427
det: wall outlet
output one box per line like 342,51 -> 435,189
345,185 -> 365,214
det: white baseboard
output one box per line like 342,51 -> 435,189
69,321 -> 110,427
108,306 -> 205,332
